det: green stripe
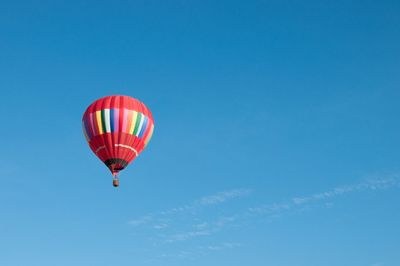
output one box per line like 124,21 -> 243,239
101,109 -> 107,134
133,113 -> 142,135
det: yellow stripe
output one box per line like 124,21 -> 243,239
130,111 -> 138,134
96,111 -> 103,134
123,109 -> 131,133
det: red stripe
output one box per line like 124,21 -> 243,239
84,95 -> 153,119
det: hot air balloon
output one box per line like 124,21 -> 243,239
82,95 -> 154,187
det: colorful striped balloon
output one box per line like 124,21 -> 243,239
82,95 -> 154,184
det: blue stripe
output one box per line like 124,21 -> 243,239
84,117 -> 92,139
138,116 -> 148,138
110,108 -> 114,132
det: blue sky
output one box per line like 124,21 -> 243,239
0,0 -> 399,265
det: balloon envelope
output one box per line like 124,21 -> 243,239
82,95 -> 154,176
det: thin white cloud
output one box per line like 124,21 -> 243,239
165,230 -> 211,243
197,189 -> 251,206
248,203 -> 291,214
130,175 -> 400,263
128,188 -> 252,227
158,215 -> 239,244
128,215 -> 152,226
215,215 -> 238,227
159,250 -> 194,260
152,242 -> 242,262
291,176 -> 400,207
153,223 -> 168,230
193,222 -> 208,229
131,176 -> 400,236
203,242 -> 241,251
247,176 -> 400,219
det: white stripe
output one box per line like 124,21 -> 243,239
114,144 -> 138,156
95,145 -> 106,154
104,109 -> 111,133
135,115 -> 145,137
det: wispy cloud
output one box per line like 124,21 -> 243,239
249,176 -> 400,216
291,178 -> 399,206
127,188 -> 252,228
128,215 -> 152,227
196,189 -> 251,206
165,230 -> 211,243
153,223 -> 168,230
248,203 -> 291,214
193,222 -> 208,229
150,242 -> 242,262
129,175 -> 400,263
202,242 -> 241,251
